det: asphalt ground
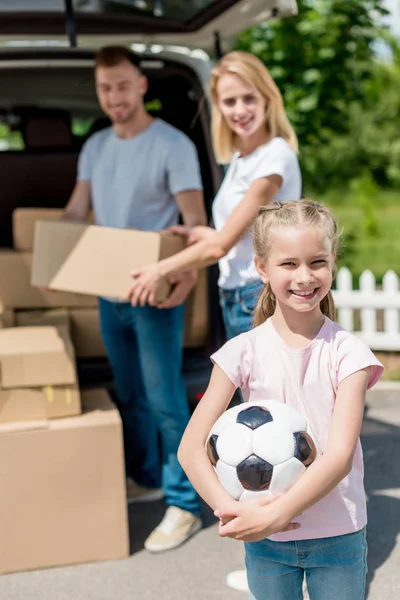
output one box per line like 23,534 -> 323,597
1,383 -> 399,599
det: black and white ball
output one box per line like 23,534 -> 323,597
206,400 -> 317,501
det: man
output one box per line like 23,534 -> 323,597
63,46 -> 206,552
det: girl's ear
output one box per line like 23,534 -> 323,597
254,256 -> 269,284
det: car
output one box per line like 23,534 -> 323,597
0,0 -> 298,406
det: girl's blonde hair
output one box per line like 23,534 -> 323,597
253,200 -> 339,326
210,51 -> 298,164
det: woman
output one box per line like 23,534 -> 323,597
128,50 -> 301,341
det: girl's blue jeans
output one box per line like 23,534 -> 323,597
245,528 -> 367,599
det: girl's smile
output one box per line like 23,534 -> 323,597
256,224 -> 334,316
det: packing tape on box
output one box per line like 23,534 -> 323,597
44,386 -> 53,404
44,386 -> 72,405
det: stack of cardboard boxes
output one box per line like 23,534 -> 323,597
0,208 -> 106,358
0,209 -> 129,574
0,207 -> 208,349
0,207 -> 209,574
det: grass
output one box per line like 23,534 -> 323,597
315,189 -> 400,283
316,188 -> 400,381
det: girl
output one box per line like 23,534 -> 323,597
128,50 -> 301,341
177,200 -> 383,600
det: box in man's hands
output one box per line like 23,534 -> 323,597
32,220 -> 184,303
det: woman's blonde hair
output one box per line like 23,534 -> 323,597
252,200 -> 339,326
210,51 -> 298,164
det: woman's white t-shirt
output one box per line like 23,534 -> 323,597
212,137 -> 302,290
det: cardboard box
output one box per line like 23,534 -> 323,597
32,220 -> 184,302
13,208 -> 65,251
0,384 -> 81,423
12,208 -> 95,252
0,388 -> 129,574
69,308 -> 106,358
15,308 -> 70,331
184,268 -> 208,348
0,309 -> 14,328
0,326 -> 76,389
0,251 -> 98,309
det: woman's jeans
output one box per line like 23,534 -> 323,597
219,280 -> 264,341
245,528 -> 368,600
98,298 -> 200,516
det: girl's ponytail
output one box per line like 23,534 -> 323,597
254,283 -> 276,327
320,290 -> 335,321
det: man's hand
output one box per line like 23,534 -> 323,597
157,270 -> 198,309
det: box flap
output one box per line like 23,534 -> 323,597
0,385 -> 81,424
13,207 -> 65,252
0,251 -> 98,309
159,232 -> 185,260
0,326 -> 76,388
32,220 -> 89,288
15,308 -> 70,332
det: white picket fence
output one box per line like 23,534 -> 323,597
332,267 -> 400,351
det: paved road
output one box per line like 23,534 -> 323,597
1,384 -> 399,599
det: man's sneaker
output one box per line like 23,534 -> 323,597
126,479 -> 164,504
226,570 -> 248,592
144,506 -> 202,552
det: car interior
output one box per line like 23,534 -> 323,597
0,48 -> 225,397
0,51 -> 220,247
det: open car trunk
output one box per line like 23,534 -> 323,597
0,1 -> 298,52
0,0 -> 298,402
0,47 -> 223,399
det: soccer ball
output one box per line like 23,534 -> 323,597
206,400 -> 317,501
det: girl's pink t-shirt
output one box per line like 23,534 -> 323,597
211,317 -> 383,542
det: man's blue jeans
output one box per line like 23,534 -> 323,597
99,298 -> 200,515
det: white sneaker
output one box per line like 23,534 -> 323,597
126,479 -> 164,504
226,569 -> 248,592
144,506 -> 202,553
226,570 -> 309,597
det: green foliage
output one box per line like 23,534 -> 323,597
235,0 -> 399,193
322,190 -> 400,282
349,172 -> 379,236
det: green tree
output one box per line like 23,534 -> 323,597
235,0 -> 391,191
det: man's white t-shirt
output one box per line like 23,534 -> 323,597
212,137 -> 301,290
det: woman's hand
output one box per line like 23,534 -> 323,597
215,495 -> 300,543
128,264 -> 165,307
167,225 -> 216,246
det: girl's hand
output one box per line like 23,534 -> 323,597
215,496 -> 300,543
128,264 -> 165,307
167,225 -> 216,246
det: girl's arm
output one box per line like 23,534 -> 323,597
218,367 -> 370,541
177,365 -> 241,511
128,175 -> 281,306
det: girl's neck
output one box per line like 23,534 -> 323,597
271,304 -> 326,348
239,127 -> 271,157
